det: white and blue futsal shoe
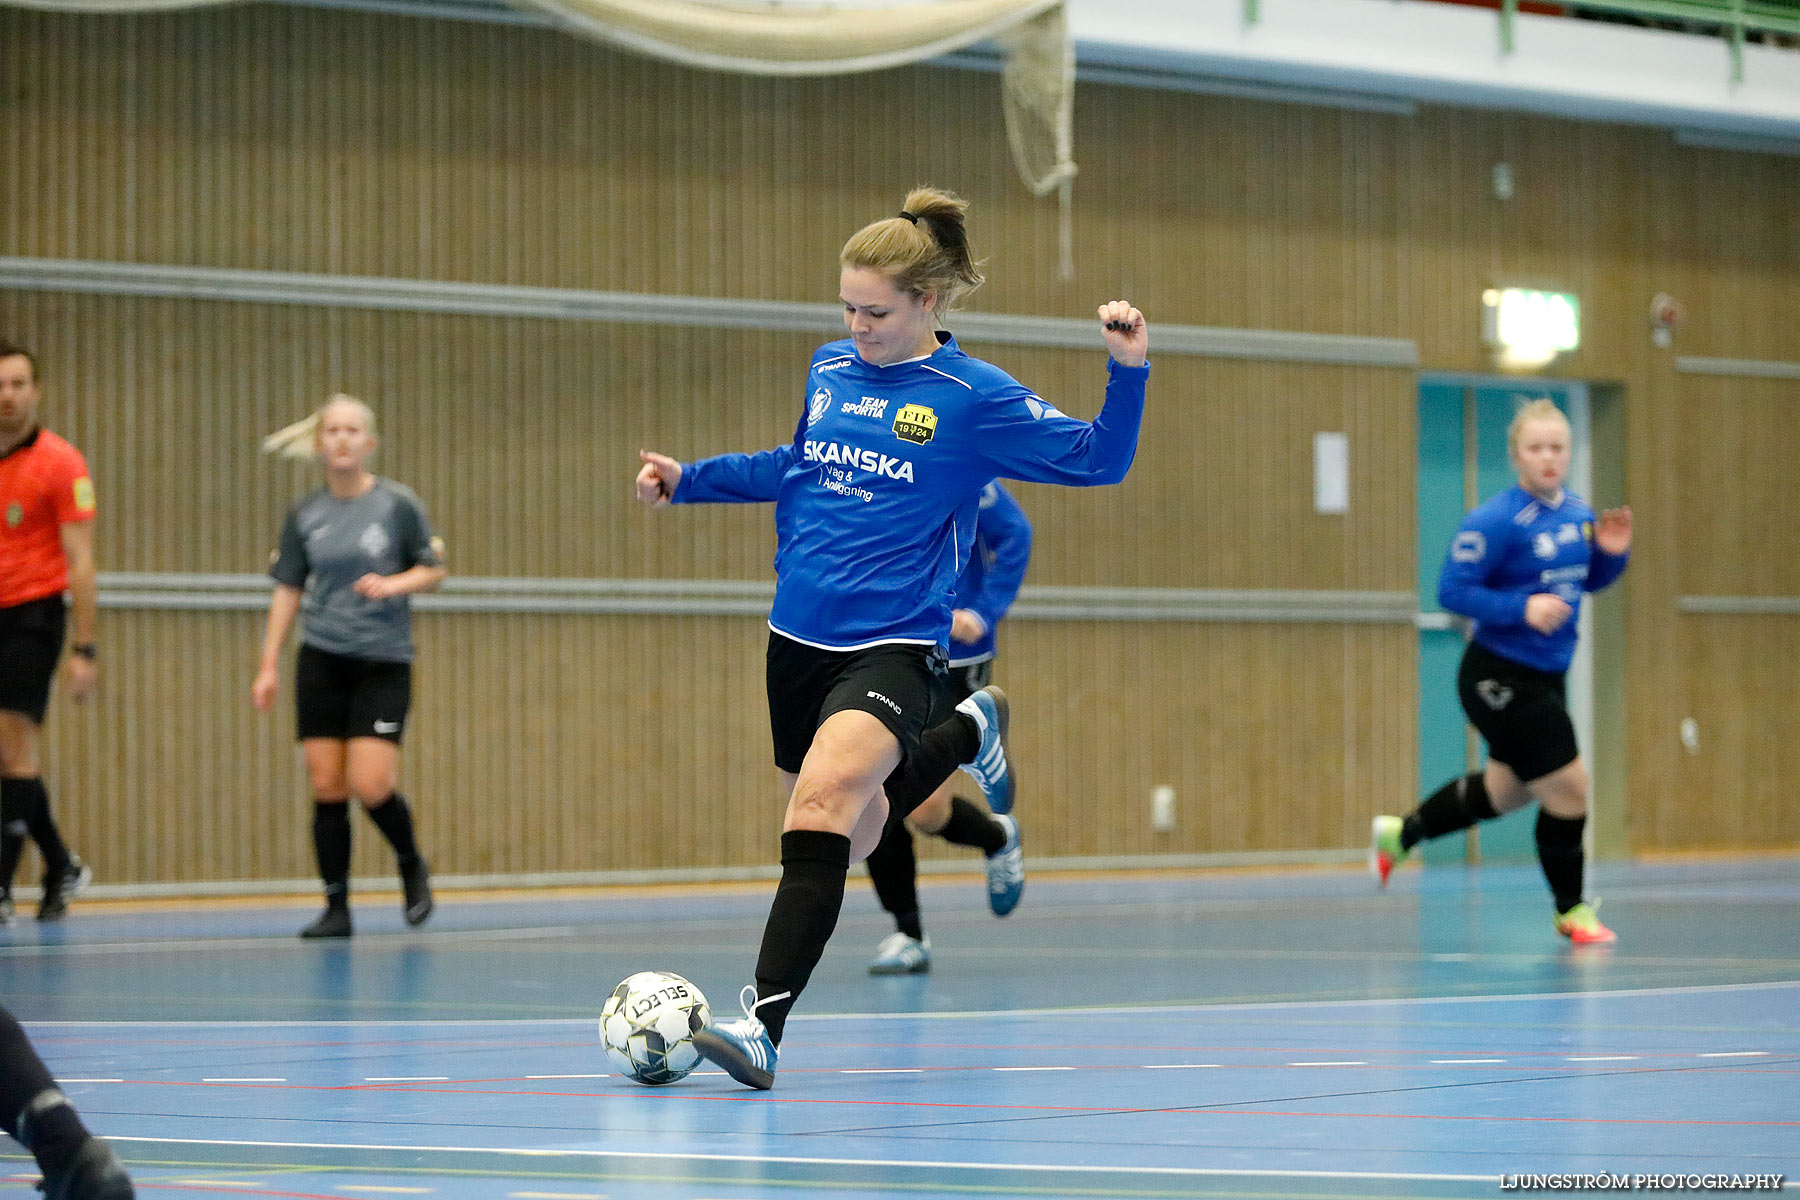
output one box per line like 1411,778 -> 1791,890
691,984 -> 783,1090
956,685 -> 1013,815
868,932 -> 931,975
985,813 -> 1025,917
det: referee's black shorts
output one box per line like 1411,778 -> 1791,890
766,632 -> 947,775
1457,639 -> 1578,783
295,643 -> 413,744
0,596 -> 67,724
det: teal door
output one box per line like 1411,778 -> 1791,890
1416,378 -> 1590,866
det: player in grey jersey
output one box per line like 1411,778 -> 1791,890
252,395 -> 446,939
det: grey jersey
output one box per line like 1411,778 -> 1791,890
270,479 -> 443,663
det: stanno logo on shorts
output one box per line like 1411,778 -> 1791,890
373,720 -> 401,734
866,690 -> 902,715
892,404 -> 937,445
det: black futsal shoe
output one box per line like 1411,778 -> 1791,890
300,905 -> 353,939
38,1136 -> 135,1200
401,856 -> 434,927
37,857 -> 92,922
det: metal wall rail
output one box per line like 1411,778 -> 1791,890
0,256 -> 1421,368
95,572 -> 1422,623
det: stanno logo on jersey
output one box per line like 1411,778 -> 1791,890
1024,397 -> 1064,421
892,403 -> 937,445
802,440 -> 916,482
1533,532 -> 1557,560
842,396 -> 888,419
1556,523 -> 1580,544
865,690 -> 902,715
808,389 -> 833,425
3,502 -> 20,529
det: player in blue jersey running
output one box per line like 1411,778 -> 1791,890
636,186 -> 1148,1088
1372,398 -> 1631,944
865,481 -> 1032,975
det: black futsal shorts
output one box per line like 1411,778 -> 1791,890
1457,639 -> 1578,783
766,632 -> 946,775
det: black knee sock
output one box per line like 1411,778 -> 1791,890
864,816 -> 923,940
0,778 -> 29,893
753,830 -> 851,1046
936,795 -> 1008,856
0,1006 -> 89,1172
16,778 -> 69,875
1535,811 -> 1587,915
1402,772 -> 1497,850
364,793 -> 420,865
882,714 -> 981,820
313,801 -> 352,907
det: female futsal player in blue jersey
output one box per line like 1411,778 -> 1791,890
636,186 -> 1149,1088
1372,398 -> 1631,945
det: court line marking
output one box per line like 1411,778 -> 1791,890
204,1078 -> 288,1083
101,1138 -> 1496,1182
1701,1051 -> 1771,1058
365,1077 -> 450,1082
21,976 -> 1800,1029
524,1074 -> 610,1079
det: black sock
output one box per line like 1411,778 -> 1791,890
936,796 -> 1007,855
0,1006 -> 90,1173
16,778 -> 69,875
864,816 -> 923,940
882,713 -> 981,820
753,830 -> 851,1046
0,778 -> 29,893
1402,772 -> 1496,850
1535,810 -> 1587,915
313,801 -> 352,907
364,793 -> 420,865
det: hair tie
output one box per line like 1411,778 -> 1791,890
897,210 -> 919,224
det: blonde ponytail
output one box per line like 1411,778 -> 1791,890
262,394 -> 376,460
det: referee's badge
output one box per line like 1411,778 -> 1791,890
4,502 -> 19,528
72,476 -> 96,512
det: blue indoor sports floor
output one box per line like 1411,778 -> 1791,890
4,855 -> 1797,1198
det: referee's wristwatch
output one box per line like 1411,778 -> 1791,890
70,642 -> 98,661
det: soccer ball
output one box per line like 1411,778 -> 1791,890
599,971 -> 711,1085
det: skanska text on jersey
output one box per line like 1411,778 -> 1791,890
802,440 -> 916,483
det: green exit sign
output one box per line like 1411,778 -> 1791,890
1482,288 -> 1580,358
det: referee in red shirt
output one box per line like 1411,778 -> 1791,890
0,341 -> 98,924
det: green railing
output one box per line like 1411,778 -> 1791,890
1502,0 -> 1800,80
1242,0 -> 1800,84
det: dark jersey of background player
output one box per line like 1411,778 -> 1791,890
252,395 -> 446,939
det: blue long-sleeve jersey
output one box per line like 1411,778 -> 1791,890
1437,484 -> 1628,674
949,482 -> 1032,666
674,333 -> 1146,651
